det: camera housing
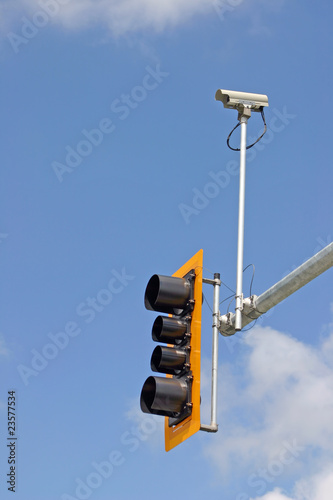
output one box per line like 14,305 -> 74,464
215,89 -> 269,111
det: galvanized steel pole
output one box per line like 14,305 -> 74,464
220,242 -> 333,336
235,114 -> 249,331
201,274 -> 221,432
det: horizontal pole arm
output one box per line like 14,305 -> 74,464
219,242 -> 333,336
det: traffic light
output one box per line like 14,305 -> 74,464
140,249 -> 203,451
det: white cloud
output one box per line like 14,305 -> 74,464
251,489 -> 294,500
251,468 -> 333,500
204,317 -> 333,500
294,467 -> 333,500
0,0 -> 290,48
1,0 -> 217,37
203,323 -> 333,476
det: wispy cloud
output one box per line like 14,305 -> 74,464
2,0 -> 217,38
201,306 -> 333,500
204,323 -> 333,473
294,467 -> 333,500
1,0 -> 289,52
252,490 -> 294,500
253,467 -> 333,499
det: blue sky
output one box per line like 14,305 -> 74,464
0,1 -> 332,499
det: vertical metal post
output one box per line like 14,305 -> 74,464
201,274 -> 220,433
211,273 -> 220,428
235,112 -> 249,331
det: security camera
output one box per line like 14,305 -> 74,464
215,89 -> 269,111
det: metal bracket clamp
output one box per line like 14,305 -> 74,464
242,295 -> 260,319
218,313 -> 234,337
202,277 -> 220,286
200,423 -> 218,433
219,295 -> 260,336
237,106 -> 252,121
235,292 -> 244,312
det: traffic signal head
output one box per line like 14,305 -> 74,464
140,376 -> 188,417
144,274 -> 191,314
140,249 -> 203,451
151,316 -> 187,344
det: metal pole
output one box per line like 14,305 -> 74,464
219,242 -> 333,336
210,273 -> 220,429
201,274 -> 220,433
235,114 -> 249,331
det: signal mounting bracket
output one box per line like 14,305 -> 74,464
200,274 -> 221,433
